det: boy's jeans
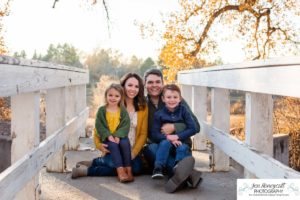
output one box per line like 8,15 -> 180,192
143,140 -> 191,176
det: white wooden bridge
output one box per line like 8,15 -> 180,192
0,55 -> 300,200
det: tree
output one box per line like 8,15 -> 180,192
13,50 -> 27,58
42,43 -> 83,68
156,0 -> 300,81
0,0 -> 11,54
140,57 -> 155,76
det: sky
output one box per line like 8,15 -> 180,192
2,0 -> 245,63
3,0 -> 180,60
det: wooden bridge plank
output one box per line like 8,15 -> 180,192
0,108 -> 89,200
178,64 -> 300,98
202,122 -> 300,178
0,64 -> 89,97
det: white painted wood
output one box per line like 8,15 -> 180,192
211,88 -> 230,171
244,92 -> 273,178
181,85 -> 192,106
45,88 -> 66,172
192,86 -> 207,150
179,56 -> 300,73
11,92 -> 40,200
76,84 -> 87,138
178,65 -> 300,98
0,108 -> 89,200
0,55 -> 87,72
64,86 -> 79,150
201,121 -> 300,178
0,64 -> 88,97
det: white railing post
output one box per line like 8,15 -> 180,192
244,92 -> 273,178
192,86 -> 207,150
76,84 -> 87,138
11,92 -> 40,200
211,88 -> 230,171
65,86 -> 79,150
45,88 -> 66,172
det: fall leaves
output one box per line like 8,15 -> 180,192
158,0 -> 300,82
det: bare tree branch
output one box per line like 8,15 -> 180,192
52,0 -> 59,9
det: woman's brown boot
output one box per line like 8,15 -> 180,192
116,167 -> 129,183
125,167 -> 134,182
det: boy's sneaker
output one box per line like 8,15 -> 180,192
151,167 -> 164,179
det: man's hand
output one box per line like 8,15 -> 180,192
161,123 -> 175,135
166,134 -> 179,142
172,140 -> 182,147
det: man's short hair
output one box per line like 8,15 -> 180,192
144,68 -> 163,82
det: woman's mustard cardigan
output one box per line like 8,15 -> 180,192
94,106 -> 148,158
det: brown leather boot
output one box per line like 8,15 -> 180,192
116,167 -> 129,183
125,167 -> 134,182
76,160 -> 92,168
71,166 -> 88,179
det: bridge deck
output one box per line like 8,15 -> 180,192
40,138 -> 241,200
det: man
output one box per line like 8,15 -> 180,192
142,68 -> 203,193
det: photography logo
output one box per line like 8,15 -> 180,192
237,179 -> 300,200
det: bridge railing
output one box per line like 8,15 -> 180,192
178,57 -> 300,179
0,55 -> 89,200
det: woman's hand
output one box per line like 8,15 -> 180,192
131,152 -> 136,160
161,123 -> 175,135
99,143 -> 110,154
114,137 -> 120,144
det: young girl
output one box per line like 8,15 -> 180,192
95,83 -> 132,182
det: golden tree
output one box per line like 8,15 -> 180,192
0,0 -> 10,54
158,0 -> 300,81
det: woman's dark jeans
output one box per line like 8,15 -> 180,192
87,154 -> 143,176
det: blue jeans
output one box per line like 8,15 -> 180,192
143,141 -> 191,176
143,143 -> 175,176
87,154 -> 143,176
105,137 -> 131,168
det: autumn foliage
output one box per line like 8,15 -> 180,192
0,98 -> 10,121
0,0 -> 10,54
158,0 -> 300,82
274,97 -> 300,170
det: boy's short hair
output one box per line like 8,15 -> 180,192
143,68 -> 163,82
162,84 -> 181,97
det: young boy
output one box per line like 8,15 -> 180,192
151,84 -> 197,181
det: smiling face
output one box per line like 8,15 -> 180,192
124,77 -> 139,99
162,89 -> 181,111
106,88 -> 122,107
145,74 -> 163,98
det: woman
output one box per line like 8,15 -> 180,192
72,73 -> 148,179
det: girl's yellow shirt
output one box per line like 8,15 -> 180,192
105,108 -> 120,134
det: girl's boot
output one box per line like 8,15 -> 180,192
71,165 -> 88,179
125,167 -> 134,182
116,167 -> 129,183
